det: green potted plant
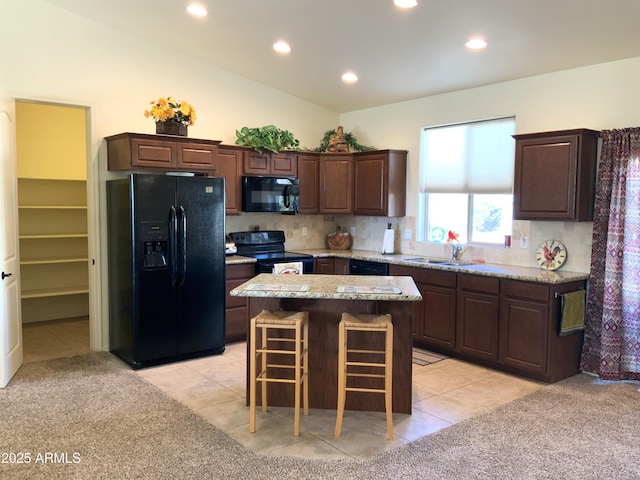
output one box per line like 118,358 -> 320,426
234,125 -> 300,153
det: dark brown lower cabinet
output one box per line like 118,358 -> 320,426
314,257 -> 334,274
499,279 -> 586,382
456,274 -> 500,361
389,265 -> 456,354
389,264 -> 584,383
334,258 -> 350,275
314,256 -> 351,275
499,280 -> 549,374
225,263 -> 255,343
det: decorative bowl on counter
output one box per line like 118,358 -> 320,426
327,226 -> 352,250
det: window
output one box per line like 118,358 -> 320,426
418,117 -> 515,245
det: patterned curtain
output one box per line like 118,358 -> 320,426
580,128 -> 640,381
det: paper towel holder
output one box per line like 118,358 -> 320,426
382,223 -> 395,255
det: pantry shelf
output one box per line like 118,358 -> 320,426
18,178 -> 90,323
21,286 -> 90,299
20,257 -> 89,265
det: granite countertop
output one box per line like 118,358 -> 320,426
225,255 -> 257,265
225,249 -> 589,284
296,249 -> 590,284
230,273 -> 422,301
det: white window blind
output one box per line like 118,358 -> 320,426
420,117 -> 515,194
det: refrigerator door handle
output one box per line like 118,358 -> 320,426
177,206 -> 187,287
169,206 -> 178,287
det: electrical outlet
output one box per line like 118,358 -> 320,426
520,235 -> 528,249
403,229 -> 412,240
350,227 -> 356,236
302,227 -> 307,236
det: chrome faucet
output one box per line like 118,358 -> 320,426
451,244 -> 464,261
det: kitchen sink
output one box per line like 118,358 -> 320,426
444,260 -> 474,266
402,257 -> 474,266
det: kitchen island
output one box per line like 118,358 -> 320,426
230,273 -> 422,414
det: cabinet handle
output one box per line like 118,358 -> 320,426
1,271 -> 12,280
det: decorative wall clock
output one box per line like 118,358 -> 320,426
536,240 -> 567,271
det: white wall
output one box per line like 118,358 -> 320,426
0,1 -> 338,145
339,58 -> 640,272
0,0 -> 339,350
340,57 -> 640,218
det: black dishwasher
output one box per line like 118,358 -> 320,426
349,258 -> 389,276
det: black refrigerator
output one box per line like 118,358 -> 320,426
107,173 -> 226,369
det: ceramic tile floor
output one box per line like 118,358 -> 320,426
22,317 -> 91,363
139,343 -> 544,460
23,321 -> 545,460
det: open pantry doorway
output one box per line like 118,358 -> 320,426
15,101 -> 92,363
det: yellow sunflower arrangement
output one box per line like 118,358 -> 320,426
144,96 -> 196,126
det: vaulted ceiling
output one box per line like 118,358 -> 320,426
42,0 -> 640,112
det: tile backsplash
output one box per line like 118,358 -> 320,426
225,213 -> 593,274
225,213 -> 335,249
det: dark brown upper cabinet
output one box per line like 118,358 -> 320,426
216,145 -> 244,214
106,132 -> 220,172
353,149 -> 407,217
243,150 -> 297,177
513,129 -> 600,221
297,154 -> 319,214
319,154 -> 353,214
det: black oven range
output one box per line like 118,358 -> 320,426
228,230 -> 314,274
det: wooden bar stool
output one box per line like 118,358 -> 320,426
249,309 -> 309,436
335,312 -> 394,440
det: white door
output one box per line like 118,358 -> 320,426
0,92 -> 23,388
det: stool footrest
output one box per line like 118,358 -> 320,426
346,348 -> 385,355
346,361 -> 386,368
264,338 -> 299,343
256,348 -> 301,355
257,374 -> 307,385
346,387 -> 386,394
346,372 -> 385,379
262,363 -> 298,370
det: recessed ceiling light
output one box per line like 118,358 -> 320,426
273,41 -> 291,54
465,38 -> 487,50
394,0 -> 418,8
342,72 -> 358,84
187,3 -> 207,17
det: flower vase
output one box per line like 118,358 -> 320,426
156,121 -> 187,136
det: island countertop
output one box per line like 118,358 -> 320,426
230,273 -> 422,302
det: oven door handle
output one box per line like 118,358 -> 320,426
260,258 -> 312,274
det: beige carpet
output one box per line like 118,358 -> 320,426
1,352 -> 639,479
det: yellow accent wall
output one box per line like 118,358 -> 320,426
16,102 -> 87,180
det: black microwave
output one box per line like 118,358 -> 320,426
242,176 -> 299,214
